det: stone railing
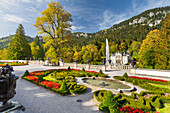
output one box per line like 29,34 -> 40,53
131,68 -> 170,78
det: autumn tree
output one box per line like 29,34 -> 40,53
0,48 -> 8,60
8,24 -> 31,60
81,44 -> 101,64
73,51 -> 82,62
130,41 -> 141,53
30,35 -> 44,59
119,42 -> 128,52
33,1 -> 74,62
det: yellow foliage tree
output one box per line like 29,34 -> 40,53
33,1 -> 74,62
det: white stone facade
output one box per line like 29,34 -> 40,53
111,52 -> 130,65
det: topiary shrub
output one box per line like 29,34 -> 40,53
60,80 -> 68,90
81,68 -> 85,71
69,84 -> 87,94
37,75 -> 44,83
98,69 -> 103,75
22,70 -> 30,78
123,72 -> 128,78
67,66 -> 71,71
131,92 -> 138,99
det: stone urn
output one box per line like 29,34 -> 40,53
0,64 -> 25,112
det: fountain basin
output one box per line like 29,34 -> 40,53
81,77 -> 134,92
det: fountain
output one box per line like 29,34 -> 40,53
106,39 -> 110,65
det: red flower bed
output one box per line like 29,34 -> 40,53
29,72 -> 44,76
29,68 -> 99,76
40,81 -> 60,89
117,106 -> 156,113
85,70 -> 98,73
25,76 -> 38,81
129,76 -> 168,83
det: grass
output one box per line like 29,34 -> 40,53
156,103 -> 170,113
149,83 -> 170,89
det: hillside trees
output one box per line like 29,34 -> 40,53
139,14 -> 170,70
7,24 -> 31,60
30,35 -> 44,59
0,48 -> 8,60
33,1 -> 74,63
81,44 -> 101,64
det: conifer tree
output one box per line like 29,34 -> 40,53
8,24 -> 31,60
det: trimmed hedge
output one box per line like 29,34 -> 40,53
69,84 -> 87,94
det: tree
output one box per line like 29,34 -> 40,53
0,48 -> 8,60
81,44 -> 101,63
73,51 -> 82,62
139,29 -> 160,69
119,42 -> 128,52
8,24 -> 31,60
30,35 -> 44,59
110,42 -> 118,54
130,41 -> 141,53
33,1 -> 74,62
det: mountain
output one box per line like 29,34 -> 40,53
0,35 -> 34,50
72,6 -> 170,45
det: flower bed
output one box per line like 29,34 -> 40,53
0,61 -> 28,66
113,73 -> 170,93
22,68 -> 104,95
117,106 -> 147,113
129,76 -> 168,83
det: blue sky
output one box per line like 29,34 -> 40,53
0,0 -> 169,37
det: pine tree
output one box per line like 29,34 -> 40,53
8,24 -> 31,60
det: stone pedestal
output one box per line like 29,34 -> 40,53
0,101 -> 25,112
109,65 -> 112,70
102,65 -> 106,72
74,63 -> 77,68
59,61 -> 64,67
86,64 -> 90,70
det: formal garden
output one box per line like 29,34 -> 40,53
92,73 -> 170,113
21,66 -> 170,113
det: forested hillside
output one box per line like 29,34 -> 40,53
72,6 -> 170,46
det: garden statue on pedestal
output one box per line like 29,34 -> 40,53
0,64 -> 25,112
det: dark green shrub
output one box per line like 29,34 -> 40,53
81,68 -> 85,71
98,69 -> 103,75
123,72 -> 128,78
22,70 -> 30,78
67,66 -> 71,70
37,75 -> 44,83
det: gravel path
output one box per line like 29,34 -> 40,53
11,64 -> 102,113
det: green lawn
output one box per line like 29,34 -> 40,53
156,103 -> 170,113
149,83 -> 170,89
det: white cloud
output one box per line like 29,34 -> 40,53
21,0 -> 30,3
1,14 -> 28,23
71,25 -> 85,30
99,10 -> 127,30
